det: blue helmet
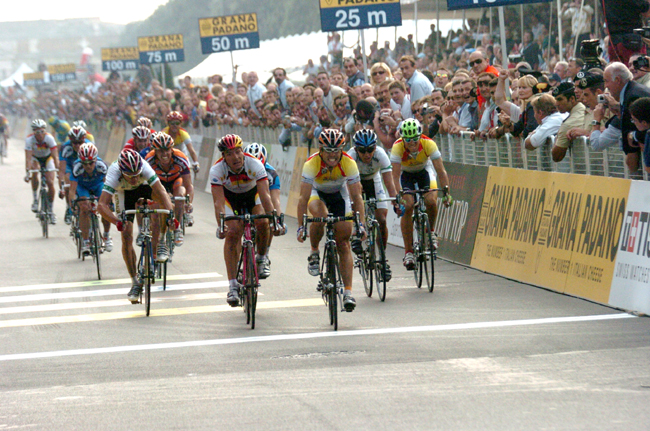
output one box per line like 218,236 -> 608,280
353,129 -> 378,148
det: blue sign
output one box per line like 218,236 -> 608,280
320,0 -> 402,32
139,49 -> 185,65
446,0 -> 551,11
200,33 -> 260,54
199,14 -> 260,54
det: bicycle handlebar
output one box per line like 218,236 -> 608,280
400,185 -> 449,196
302,212 -> 361,241
123,208 -> 172,216
219,210 -> 280,237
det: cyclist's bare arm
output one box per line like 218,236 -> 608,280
391,162 -> 402,192
348,181 -> 366,225
186,142 -> 199,165
432,158 -> 449,189
151,181 -> 174,212
270,189 -> 282,213
181,172 -> 194,202
211,185 -> 226,221
382,170 -> 398,197
98,191 -> 119,225
24,149 -> 33,172
256,178 -> 275,215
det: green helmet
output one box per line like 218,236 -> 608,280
400,118 -> 422,140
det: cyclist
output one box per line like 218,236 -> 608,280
347,129 -> 399,281
68,143 -> 113,254
137,116 -> 156,134
0,113 -> 9,157
210,134 -> 277,307
72,121 -> 95,143
97,149 -> 175,303
123,125 -> 154,246
145,132 -> 193,246
296,129 -> 366,312
390,118 -> 452,270
47,116 -> 70,148
162,111 -> 200,173
59,126 -> 91,224
25,119 -> 59,221
243,142 -> 288,278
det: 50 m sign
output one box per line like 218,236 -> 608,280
198,13 -> 260,54
319,0 -> 401,32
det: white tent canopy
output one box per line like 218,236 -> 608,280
1,63 -> 34,88
178,18 -> 463,85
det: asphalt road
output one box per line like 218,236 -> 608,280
1,136 -> 649,430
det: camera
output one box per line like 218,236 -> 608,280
420,103 -> 435,115
580,39 -> 603,70
633,56 -> 650,70
205,111 -> 216,119
634,27 -> 650,38
597,94 -> 608,105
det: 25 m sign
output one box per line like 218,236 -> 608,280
319,0 -> 401,32
199,13 -> 260,54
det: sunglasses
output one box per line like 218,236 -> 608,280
82,160 -> 96,165
404,136 -> 420,143
169,121 -> 181,126
122,172 -> 141,179
436,73 -> 448,78
321,147 -> 341,153
478,80 -> 491,86
372,70 -> 386,76
469,59 -> 483,67
356,146 -> 376,154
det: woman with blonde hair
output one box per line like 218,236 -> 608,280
369,62 -> 393,85
493,70 -> 539,139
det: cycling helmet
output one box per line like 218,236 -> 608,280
217,134 -> 243,152
78,143 -> 98,162
137,117 -> 153,129
166,111 -> 183,123
151,132 -> 174,150
68,126 -> 87,143
399,118 -> 422,140
132,125 -> 151,141
31,119 -> 47,130
318,129 -> 345,150
244,143 -> 267,165
118,149 -> 143,175
73,120 -> 87,129
353,129 -> 378,148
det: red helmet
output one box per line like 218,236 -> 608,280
217,134 -> 243,152
151,132 -> 175,150
132,125 -> 151,141
68,126 -> 87,143
78,143 -> 98,162
137,116 -> 153,129
118,149 -> 143,175
318,129 -> 345,150
166,111 -> 183,124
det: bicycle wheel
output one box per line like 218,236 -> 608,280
74,223 -> 82,260
326,245 -> 338,331
425,230 -> 436,293
92,217 -> 102,280
40,190 -> 48,239
357,246 -> 371,298
373,227 -> 388,302
413,217 -> 423,288
144,240 -> 152,316
0,136 -> 5,164
419,218 -> 433,292
245,245 -> 256,328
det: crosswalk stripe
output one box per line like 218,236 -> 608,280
0,298 -> 325,328
0,281 -> 230,304
0,272 -> 223,294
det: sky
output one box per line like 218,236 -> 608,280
0,0 -> 170,24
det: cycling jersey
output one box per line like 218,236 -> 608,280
61,139 -> 92,174
389,135 -> 442,173
0,115 -> 8,131
144,149 -> 190,184
102,160 -> 159,195
123,138 -> 151,158
25,133 -> 57,159
209,154 -> 267,194
48,117 -> 71,144
265,162 -> 280,191
347,146 -> 392,180
301,151 -> 361,193
86,133 -> 95,143
161,127 -> 192,153
71,157 -> 108,198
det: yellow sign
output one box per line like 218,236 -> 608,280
47,64 -> 76,74
319,0 -> 400,8
199,13 -> 258,37
138,34 -> 184,52
101,47 -> 139,61
471,167 -> 630,304
23,72 -> 44,80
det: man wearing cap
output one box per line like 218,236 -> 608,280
551,82 -> 587,162
566,72 -> 615,142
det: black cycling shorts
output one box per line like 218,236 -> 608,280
122,184 -> 153,222
400,169 -> 431,192
224,187 -> 258,215
316,190 -> 346,218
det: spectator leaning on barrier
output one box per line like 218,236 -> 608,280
604,61 -> 650,170
389,80 -> 412,120
247,71 -> 266,117
399,55 -> 434,104
453,79 -> 479,133
478,78 -> 500,137
565,71 -> 609,141
273,68 -> 295,110
629,97 -> 650,173
525,93 -> 566,150
551,82 -> 587,162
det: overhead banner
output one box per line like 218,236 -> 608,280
138,34 -> 185,64
320,0 -> 402,32
48,64 -> 76,83
23,72 -> 45,87
609,181 -> 650,315
471,167 -> 629,304
446,0 -> 551,10
198,13 -> 260,54
101,47 -> 140,71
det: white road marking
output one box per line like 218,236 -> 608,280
0,272 -> 222,294
0,313 -> 635,361
0,281 -> 229,304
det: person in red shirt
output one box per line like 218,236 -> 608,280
468,51 -> 499,108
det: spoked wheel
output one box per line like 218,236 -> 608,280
373,227 -> 388,302
425,231 -> 436,293
40,192 -> 49,239
413,222 -> 423,288
246,246 -> 258,329
249,285 -> 257,330
75,227 -> 82,260
144,242 -> 152,316
420,217 -> 432,292
326,247 -> 338,331
91,219 -> 102,280
357,250 -> 371,298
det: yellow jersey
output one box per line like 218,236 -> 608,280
301,151 -> 360,193
390,135 -> 441,173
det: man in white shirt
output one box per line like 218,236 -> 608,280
525,93 -> 568,150
273,67 -> 295,110
247,71 -> 266,117
316,71 -> 344,120
399,55 -> 433,104
389,80 -> 412,119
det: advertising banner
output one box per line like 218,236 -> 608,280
198,13 -> 260,54
471,167 -> 629,304
285,147 -> 312,218
47,64 -> 77,83
609,181 -> 650,314
447,0 -> 551,11
23,72 -> 45,87
267,144 -> 298,214
320,0 -> 402,32
101,47 -> 140,72
138,34 -> 185,64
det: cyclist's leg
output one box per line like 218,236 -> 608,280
334,220 -> 354,289
308,190 -> 328,251
252,200 -> 270,257
423,165 -> 439,230
172,179 -> 185,222
372,176 -> 390,249
30,158 -> 40,198
120,190 -> 140,279
76,187 -> 92,242
44,157 -> 56,207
